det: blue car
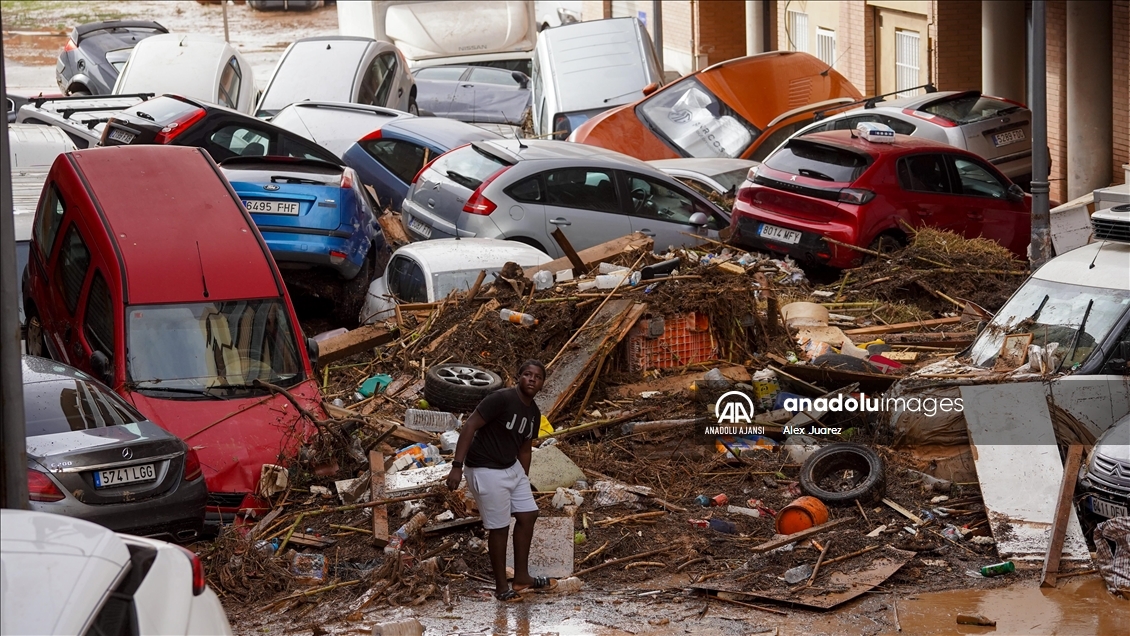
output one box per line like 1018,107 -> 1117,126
220,157 -> 388,322
342,117 -> 504,212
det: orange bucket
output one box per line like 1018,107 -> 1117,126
775,496 -> 829,535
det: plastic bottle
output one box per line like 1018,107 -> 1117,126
695,495 -> 711,507
708,518 -> 737,534
979,561 -> 1015,577
532,269 -> 553,290
557,576 -> 584,593
598,262 -> 629,274
595,273 -> 628,289
500,308 -> 537,326
371,618 -> 424,636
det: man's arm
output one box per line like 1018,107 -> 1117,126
445,410 -> 486,490
517,437 -> 533,476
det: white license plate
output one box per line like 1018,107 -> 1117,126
243,199 -> 299,215
407,217 -> 433,238
108,129 -> 134,144
758,223 -> 802,245
93,463 -> 156,488
1088,495 -> 1128,519
992,128 -> 1026,147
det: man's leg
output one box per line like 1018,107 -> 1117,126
487,526 -> 511,596
511,510 -> 538,588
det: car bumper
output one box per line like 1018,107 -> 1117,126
30,475 -> 207,543
731,212 -> 859,269
1079,470 -> 1130,519
989,149 -> 1032,182
258,229 -> 368,279
401,199 -> 499,241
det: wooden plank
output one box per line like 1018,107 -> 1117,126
423,516 -> 482,535
1041,444 -> 1085,588
524,233 -> 654,278
463,270 -> 487,304
376,210 -> 411,245
551,227 -> 587,276
843,316 -> 962,335
749,518 -> 851,553
318,324 -> 397,365
288,533 -> 336,548
882,498 -> 925,526
378,421 -> 436,445
424,323 -> 461,354
248,507 -> 283,540
370,451 -> 388,547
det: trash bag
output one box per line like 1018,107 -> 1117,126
1094,517 -> 1130,596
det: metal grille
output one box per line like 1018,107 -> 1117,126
1092,217 -> 1130,243
816,28 -> 836,67
895,29 -> 921,98
788,11 -> 809,52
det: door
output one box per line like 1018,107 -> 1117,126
541,167 -> 631,253
48,222 -> 93,367
944,154 -> 1029,256
500,174 -> 549,254
621,171 -> 725,249
893,153 -> 969,236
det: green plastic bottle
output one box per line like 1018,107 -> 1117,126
979,561 -> 1015,577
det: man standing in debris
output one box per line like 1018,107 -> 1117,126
445,359 -> 556,602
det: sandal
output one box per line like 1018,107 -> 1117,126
496,589 -> 523,602
514,576 -> 558,594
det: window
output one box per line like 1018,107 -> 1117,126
1102,323 -> 1130,375
750,120 -> 816,162
430,145 -> 507,191
788,11 -> 810,52
764,140 -> 872,183
84,271 -> 114,361
626,174 -> 717,228
209,125 -> 271,159
278,133 -> 340,164
33,184 -> 66,260
386,256 -> 427,303
897,155 -> 952,194
507,176 -> 544,203
22,377 -> 142,436
363,139 -> 428,184
415,66 -> 466,81
816,28 -> 836,67
58,225 -> 90,314
920,93 -> 1025,125
218,56 -> 242,110
360,53 -> 397,106
468,67 -> 523,87
895,30 -> 921,98
636,77 -> 760,159
951,157 -> 1007,199
544,168 -> 620,213
830,114 -> 917,136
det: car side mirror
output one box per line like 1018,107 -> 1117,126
688,212 -> 709,226
306,337 -> 320,370
1007,183 -> 1025,202
512,72 -> 529,90
642,82 -> 659,96
90,351 -> 113,387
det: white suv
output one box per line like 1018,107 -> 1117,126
1,509 -> 232,635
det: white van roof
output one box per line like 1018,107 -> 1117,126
8,123 -> 76,168
1034,241 -> 1130,290
541,17 -> 656,113
339,0 -> 536,64
113,34 -> 239,104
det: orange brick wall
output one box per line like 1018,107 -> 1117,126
838,0 -> 875,96
1046,0 -> 1068,203
1113,0 -> 1128,185
932,0 -> 982,91
696,1 -> 748,66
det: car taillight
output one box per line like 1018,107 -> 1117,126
329,250 -> 347,265
183,448 -> 202,482
340,168 -> 355,190
360,128 -> 382,141
903,108 -> 957,128
839,188 -> 875,205
746,166 -> 759,182
462,166 -> 511,216
63,39 -> 77,52
153,107 -> 207,144
28,468 -> 65,502
175,545 -> 207,596
411,154 -> 441,185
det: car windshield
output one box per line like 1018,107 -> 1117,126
966,278 -> 1130,370
920,93 -> 1023,125
127,300 -> 303,394
23,378 -> 143,436
432,145 -> 506,191
763,139 -> 872,183
636,77 -> 760,159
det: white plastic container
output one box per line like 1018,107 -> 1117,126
598,262 -> 629,274
372,618 -> 424,636
532,269 -> 553,290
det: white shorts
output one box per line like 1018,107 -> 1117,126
464,463 -> 539,530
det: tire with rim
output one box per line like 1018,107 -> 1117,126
24,308 -> 48,358
408,95 -> 419,116
424,363 -> 503,412
798,443 -> 886,504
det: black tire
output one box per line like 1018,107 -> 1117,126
868,233 -> 905,256
25,308 -> 48,358
424,363 -> 502,412
407,95 -> 420,116
799,443 -> 886,505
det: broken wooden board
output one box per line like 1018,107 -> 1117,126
376,211 -> 411,246
370,451 -> 388,547
318,324 -> 397,365
523,233 -> 654,279
692,546 -> 915,609
749,518 -> 851,553
961,383 -> 1090,562
287,533 -> 337,548
1042,444 -> 1085,588
612,365 -> 751,398
843,316 -> 962,335
536,299 -> 635,420
423,516 -> 481,535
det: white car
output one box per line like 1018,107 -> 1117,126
361,238 -> 552,324
113,34 -> 257,114
790,90 -> 1034,185
0,509 -> 232,635
256,37 -> 417,119
15,94 -> 147,149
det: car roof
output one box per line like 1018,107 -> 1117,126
1032,241 -> 1130,290
384,116 -> 503,147
22,355 -> 95,385
1,509 -> 130,636
647,157 -> 756,177
483,138 -> 654,169
67,146 -> 281,304
540,17 -> 650,112
395,238 -> 551,273
288,36 -> 373,59
117,34 -> 233,98
270,102 -> 410,156
864,89 -> 977,111
796,130 -> 962,156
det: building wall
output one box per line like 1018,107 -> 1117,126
838,1 -> 876,95
1046,0 -> 1068,203
931,0 -> 981,91
695,1 -> 747,66
1113,0 -> 1129,185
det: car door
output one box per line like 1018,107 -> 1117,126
78,270 -> 118,386
499,174 -> 549,254
893,152 -> 969,236
541,167 -> 632,254
46,222 -> 92,368
27,183 -> 69,358
621,171 -> 726,249
944,154 -> 1029,255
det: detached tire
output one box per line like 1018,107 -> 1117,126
424,364 -> 502,412
799,443 -> 885,505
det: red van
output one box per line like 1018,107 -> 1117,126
22,145 -> 323,526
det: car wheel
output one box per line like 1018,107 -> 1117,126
25,310 -> 48,358
506,237 -> 547,253
67,87 -> 91,96
868,233 -> 904,256
799,443 -> 886,505
424,363 -> 502,412
408,97 -> 420,116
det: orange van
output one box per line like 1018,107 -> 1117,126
569,51 -> 862,162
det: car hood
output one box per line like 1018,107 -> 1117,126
1094,417 -> 1130,463
569,101 -> 680,160
124,379 -> 323,495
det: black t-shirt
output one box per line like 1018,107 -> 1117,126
464,387 -> 540,469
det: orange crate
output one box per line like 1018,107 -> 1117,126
627,312 -> 717,371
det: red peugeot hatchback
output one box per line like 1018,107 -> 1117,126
730,127 -> 1031,268
22,145 -> 322,527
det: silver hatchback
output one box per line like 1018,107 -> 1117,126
400,139 -> 730,257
